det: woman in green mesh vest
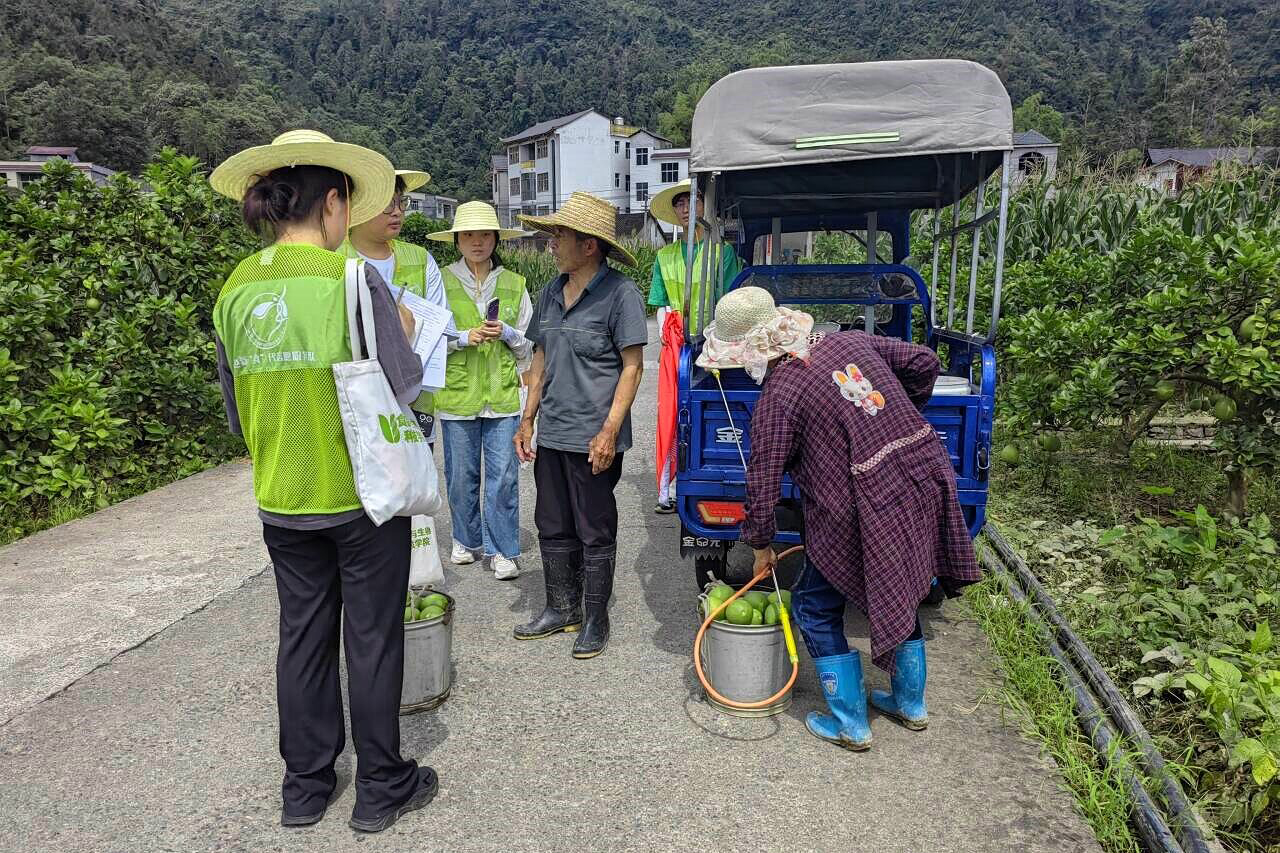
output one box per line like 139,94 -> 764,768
426,201 -> 532,581
209,130 -> 438,834
340,168 -> 456,442
647,179 -> 741,513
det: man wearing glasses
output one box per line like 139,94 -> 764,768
343,169 -> 456,441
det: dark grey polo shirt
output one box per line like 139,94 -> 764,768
527,264 -> 649,454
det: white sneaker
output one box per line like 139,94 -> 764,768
492,555 -> 520,580
451,543 -> 477,565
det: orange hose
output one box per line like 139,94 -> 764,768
693,545 -> 804,709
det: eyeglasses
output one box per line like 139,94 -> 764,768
383,196 -> 408,213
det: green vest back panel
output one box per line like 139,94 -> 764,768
434,268 -> 526,417
214,243 -> 360,515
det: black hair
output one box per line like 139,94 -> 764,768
395,176 -> 406,194
453,232 -> 505,268
242,165 -> 351,242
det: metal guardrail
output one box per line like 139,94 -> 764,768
981,523 -> 1217,853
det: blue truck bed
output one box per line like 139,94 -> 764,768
675,263 -> 994,558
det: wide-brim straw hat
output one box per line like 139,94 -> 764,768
649,179 -> 693,228
210,129 -> 395,228
518,192 -> 638,267
426,200 -> 529,242
396,169 -> 431,192
696,286 -> 814,384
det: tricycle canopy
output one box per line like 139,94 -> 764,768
690,59 -> 1013,218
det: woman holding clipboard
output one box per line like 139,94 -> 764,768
428,202 -> 533,581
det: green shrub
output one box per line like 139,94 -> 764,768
0,152 -> 254,539
1012,511 -> 1279,847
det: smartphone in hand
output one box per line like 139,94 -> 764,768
485,298 -> 500,322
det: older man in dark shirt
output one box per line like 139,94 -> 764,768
512,193 -> 648,659
697,287 -> 980,751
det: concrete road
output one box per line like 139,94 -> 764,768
0,320 -> 1100,853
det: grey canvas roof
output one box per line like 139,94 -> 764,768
689,60 -> 1013,217
690,60 -> 1012,173
1147,147 -> 1278,168
501,109 -> 598,144
1013,130 -> 1057,147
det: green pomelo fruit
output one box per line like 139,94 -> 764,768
423,593 -> 448,611
1239,315 -> 1261,341
764,604 -> 779,625
420,606 -> 445,620
85,297 -> 102,312
404,606 -> 415,622
725,600 -> 754,625
1153,380 -> 1176,402
743,591 -> 769,611
1213,398 -> 1237,422
998,444 -> 1020,466
750,609 -> 763,626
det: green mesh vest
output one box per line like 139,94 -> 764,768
339,238 -> 434,414
657,240 -> 718,335
213,244 -> 360,515
434,268 -> 526,417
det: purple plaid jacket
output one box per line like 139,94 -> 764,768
742,331 -> 981,671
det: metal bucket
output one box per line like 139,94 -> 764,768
699,615 -> 793,718
401,592 -> 454,715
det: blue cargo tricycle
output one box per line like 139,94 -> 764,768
673,59 -> 1015,589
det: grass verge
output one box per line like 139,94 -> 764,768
966,572 -> 1142,853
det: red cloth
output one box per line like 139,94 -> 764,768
656,310 -> 685,489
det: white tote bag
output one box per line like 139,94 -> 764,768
408,515 -> 445,588
333,259 -> 442,526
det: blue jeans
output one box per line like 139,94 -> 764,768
791,557 -> 925,658
791,557 -> 852,658
441,417 -> 520,559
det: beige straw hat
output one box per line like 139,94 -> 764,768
395,169 -> 431,192
649,179 -> 693,228
210,129 -> 395,227
426,200 -> 530,242
696,287 -> 815,383
518,192 -> 638,267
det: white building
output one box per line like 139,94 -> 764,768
492,110 -> 689,237
0,146 -> 115,189
1011,131 -> 1059,186
405,191 -> 456,220
1138,147 -> 1278,196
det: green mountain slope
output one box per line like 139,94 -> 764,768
1,0 -> 1274,198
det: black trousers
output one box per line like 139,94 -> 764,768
263,514 -> 418,820
533,447 -> 624,552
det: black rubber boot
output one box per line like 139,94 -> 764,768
572,548 -> 614,659
513,546 -> 583,640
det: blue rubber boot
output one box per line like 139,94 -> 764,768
805,652 -> 872,751
870,639 -> 928,730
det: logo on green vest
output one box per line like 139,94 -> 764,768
378,413 -> 425,444
245,286 -> 289,350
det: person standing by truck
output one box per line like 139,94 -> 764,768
698,286 -> 981,751
647,179 -> 741,513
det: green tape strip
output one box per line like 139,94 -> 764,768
795,131 -> 901,149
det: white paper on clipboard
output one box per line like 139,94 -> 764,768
395,286 -> 453,391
